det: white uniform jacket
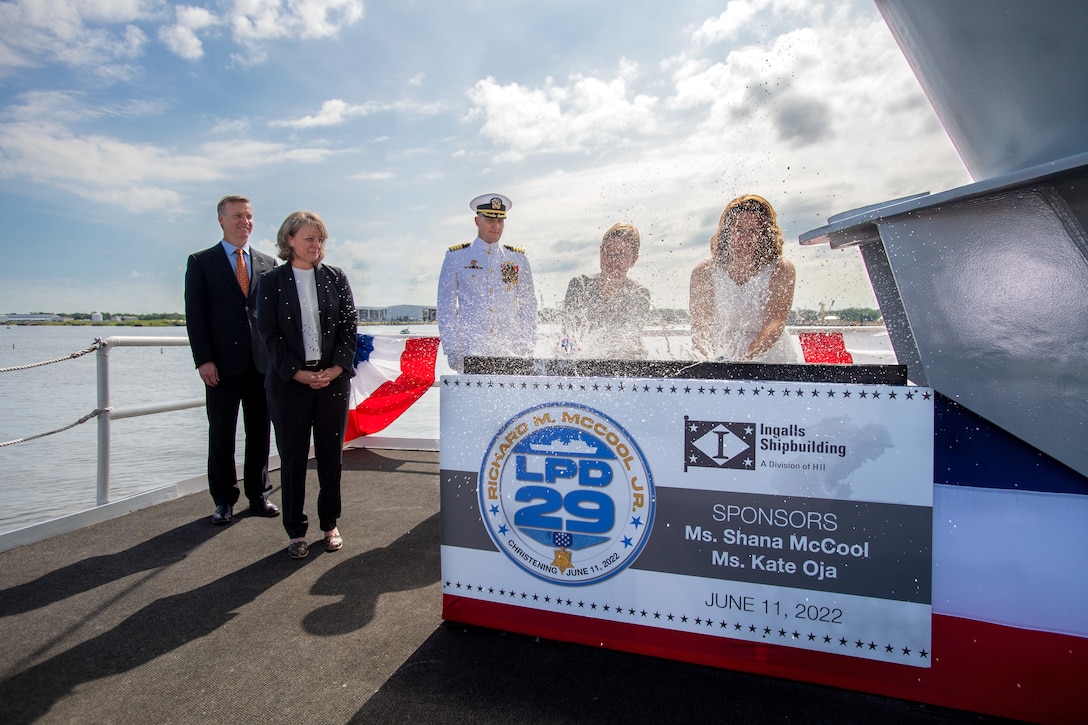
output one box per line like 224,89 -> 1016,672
437,236 -> 538,371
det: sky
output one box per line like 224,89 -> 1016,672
0,0 -> 973,315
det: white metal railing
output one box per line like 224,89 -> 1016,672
95,336 -> 204,505
92,335 -> 442,505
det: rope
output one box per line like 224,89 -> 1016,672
0,342 -> 101,373
0,408 -> 110,447
0,340 -> 107,446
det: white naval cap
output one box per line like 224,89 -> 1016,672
470,193 -> 512,219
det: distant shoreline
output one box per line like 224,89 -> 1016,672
1,320 -> 424,328
2,321 -> 186,327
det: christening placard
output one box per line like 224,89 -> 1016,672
439,374 -> 933,667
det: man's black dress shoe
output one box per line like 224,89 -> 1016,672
211,505 -> 233,525
249,499 -> 280,517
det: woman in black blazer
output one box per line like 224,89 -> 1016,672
256,211 -> 357,559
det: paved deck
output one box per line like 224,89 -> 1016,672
0,448 -> 1009,724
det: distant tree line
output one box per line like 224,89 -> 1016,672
790,307 -> 882,324
6,312 -> 186,327
61,312 -> 183,321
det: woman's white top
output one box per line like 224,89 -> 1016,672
293,266 -> 322,362
710,264 -> 800,363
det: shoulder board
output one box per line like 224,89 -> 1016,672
448,242 -> 471,252
503,244 -> 525,254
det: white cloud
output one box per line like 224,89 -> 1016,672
692,0 -> 770,44
351,170 -> 395,181
0,0 -> 154,75
2,89 -> 169,125
466,67 -> 660,161
11,0 -> 152,36
228,0 -> 364,62
270,98 -> 451,129
4,90 -> 94,123
692,0 -> 813,46
0,0 -> 365,73
208,117 -> 252,135
159,5 -> 219,61
197,138 -> 335,166
286,0 -> 364,38
0,92 -> 335,212
0,119 -> 215,208
270,99 -> 361,128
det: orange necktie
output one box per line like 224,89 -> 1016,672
235,248 -> 250,295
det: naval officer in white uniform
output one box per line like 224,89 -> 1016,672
437,193 -> 538,372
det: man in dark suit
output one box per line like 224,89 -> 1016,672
184,195 -> 280,524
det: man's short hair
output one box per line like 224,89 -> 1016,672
217,195 -> 251,217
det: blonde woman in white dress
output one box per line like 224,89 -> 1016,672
689,194 -> 800,363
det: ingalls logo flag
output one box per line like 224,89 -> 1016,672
684,419 -> 756,470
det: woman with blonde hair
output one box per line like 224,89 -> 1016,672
256,210 -> 357,559
689,194 -> 799,362
562,222 -> 651,359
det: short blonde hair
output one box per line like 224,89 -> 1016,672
217,194 -> 250,217
602,222 -> 640,253
275,210 -> 328,261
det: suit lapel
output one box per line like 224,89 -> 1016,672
280,266 -> 306,351
315,265 -> 329,340
251,250 -> 275,278
241,248 -> 274,301
283,265 -> 302,315
212,244 -> 244,298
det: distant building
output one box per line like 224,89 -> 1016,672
356,305 -> 436,323
91,312 -> 103,322
387,304 -> 435,322
2,313 -> 63,323
357,307 -> 388,322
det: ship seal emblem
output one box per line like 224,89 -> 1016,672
478,402 -> 655,585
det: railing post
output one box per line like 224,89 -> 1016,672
96,338 -> 111,506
